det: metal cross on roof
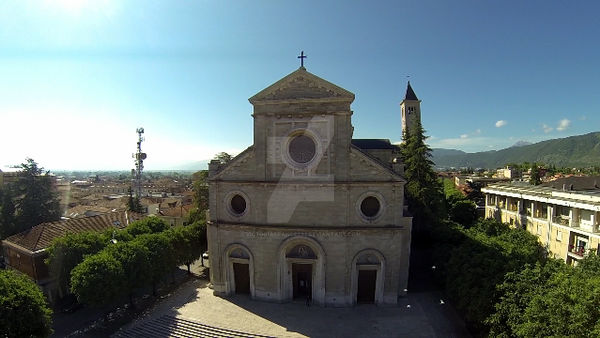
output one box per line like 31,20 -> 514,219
298,51 -> 307,67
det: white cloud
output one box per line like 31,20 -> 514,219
542,124 -> 553,133
429,136 -> 491,150
556,118 -> 571,131
495,120 -> 507,128
460,134 -> 468,139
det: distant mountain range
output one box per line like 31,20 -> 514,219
167,160 -> 210,171
432,132 -> 600,169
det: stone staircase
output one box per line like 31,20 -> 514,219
112,315 -> 275,338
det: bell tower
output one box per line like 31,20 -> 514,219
400,81 -> 421,138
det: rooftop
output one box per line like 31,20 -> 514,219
3,211 -> 145,253
482,182 -> 600,209
351,139 -> 398,150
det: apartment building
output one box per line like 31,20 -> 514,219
482,182 -> 600,265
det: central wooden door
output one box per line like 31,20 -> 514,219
357,270 -> 377,303
292,263 -> 312,299
233,263 -> 250,294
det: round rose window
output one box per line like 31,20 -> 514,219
288,134 -> 316,164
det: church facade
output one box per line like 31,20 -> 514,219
207,66 -> 413,306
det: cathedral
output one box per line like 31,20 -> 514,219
207,63 -> 419,306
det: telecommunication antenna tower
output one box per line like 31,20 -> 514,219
132,127 -> 147,198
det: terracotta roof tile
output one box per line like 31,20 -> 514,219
4,211 -> 145,253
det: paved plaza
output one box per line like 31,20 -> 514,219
115,272 -> 470,338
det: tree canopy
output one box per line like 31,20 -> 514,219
0,158 -> 60,239
46,231 -> 109,296
69,220 -> 207,307
401,119 -> 445,233
214,152 -> 233,164
0,270 -> 53,337
432,218 -> 544,335
488,255 -> 600,337
443,179 -> 477,227
187,170 -> 208,224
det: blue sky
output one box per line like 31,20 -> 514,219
1,1 -> 599,170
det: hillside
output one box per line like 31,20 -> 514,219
432,132 -> 600,168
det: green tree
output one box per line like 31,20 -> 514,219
0,159 -> 60,238
0,188 -> 16,238
443,179 -> 477,227
126,217 -> 169,237
0,270 -> 53,337
14,159 -> 61,230
70,251 -> 125,306
170,222 -> 206,273
104,241 -> 152,306
187,170 -> 209,224
401,120 -> 445,233
514,255 -> 600,337
441,219 -> 544,334
486,259 -> 568,337
529,163 -> 542,185
134,233 -> 177,295
214,152 -> 232,164
46,231 -> 108,296
127,186 -> 143,213
448,199 -> 477,226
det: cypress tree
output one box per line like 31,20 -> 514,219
401,119 -> 445,235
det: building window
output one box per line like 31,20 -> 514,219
556,230 -> 562,241
361,197 -> 380,218
356,193 -> 385,221
230,195 -> 246,215
289,134 -> 316,164
226,191 -> 249,217
283,129 -> 322,170
537,225 -> 542,235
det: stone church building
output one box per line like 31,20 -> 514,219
207,65 -> 416,306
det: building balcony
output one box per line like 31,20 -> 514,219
568,244 -> 586,258
552,216 -> 570,226
578,220 -> 598,233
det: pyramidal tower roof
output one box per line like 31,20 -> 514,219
404,81 -> 418,101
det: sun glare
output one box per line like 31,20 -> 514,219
43,0 -> 97,16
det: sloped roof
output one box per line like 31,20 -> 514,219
404,81 -> 418,100
542,176 -> 600,191
351,139 -> 398,150
159,204 -> 193,218
249,67 -> 354,104
3,211 -> 145,253
349,145 -> 406,183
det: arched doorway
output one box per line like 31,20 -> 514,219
351,249 -> 385,305
278,236 -> 326,305
223,244 -> 255,297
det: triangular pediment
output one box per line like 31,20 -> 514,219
249,67 -> 355,104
